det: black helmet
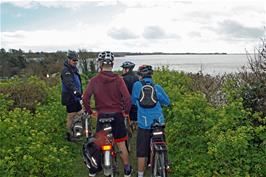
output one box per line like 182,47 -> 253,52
121,61 -> 135,69
97,51 -> 114,65
67,50 -> 79,60
83,139 -> 102,174
138,65 -> 153,76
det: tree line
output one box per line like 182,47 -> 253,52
0,48 -> 98,79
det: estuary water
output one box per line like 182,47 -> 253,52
113,54 -> 249,75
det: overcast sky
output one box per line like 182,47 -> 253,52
1,0 -> 265,53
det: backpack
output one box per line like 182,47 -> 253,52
139,80 -> 157,108
83,139 -> 102,173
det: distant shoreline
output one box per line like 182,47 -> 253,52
126,52 -> 228,55
115,52 -> 228,57
115,52 -> 249,57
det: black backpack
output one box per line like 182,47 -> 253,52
83,139 -> 102,173
139,80 -> 157,108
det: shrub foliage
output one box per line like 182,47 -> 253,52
0,69 -> 265,176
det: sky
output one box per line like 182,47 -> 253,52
1,0 -> 266,53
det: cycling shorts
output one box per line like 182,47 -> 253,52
137,127 -> 152,157
96,112 -> 127,143
129,105 -> 137,121
66,101 -> 82,113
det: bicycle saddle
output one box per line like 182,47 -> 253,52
99,117 -> 114,123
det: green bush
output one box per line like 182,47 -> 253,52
0,83 -> 77,177
153,70 -> 265,177
1,71 -> 265,177
0,76 -> 48,112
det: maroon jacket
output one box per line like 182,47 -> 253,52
83,71 -> 131,115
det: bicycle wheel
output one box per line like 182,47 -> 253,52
124,118 -> 132,153
152,152 -> 167,177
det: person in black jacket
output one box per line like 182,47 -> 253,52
121,61 -> 139,127
61,50 -> 82,141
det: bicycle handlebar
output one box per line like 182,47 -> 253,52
151,119 -> 165,129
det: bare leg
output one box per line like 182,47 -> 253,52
66,112 -> 77,130
138,157 -> 146,172
116,141 -> 129,165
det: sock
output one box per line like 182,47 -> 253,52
138,171 -> 144,177
124,164 -> 131,171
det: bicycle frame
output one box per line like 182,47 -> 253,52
150,120 -> 168,177
98,115 -> 118,177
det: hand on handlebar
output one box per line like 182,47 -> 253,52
91,110 -> 98,118
122,112 -> 129,119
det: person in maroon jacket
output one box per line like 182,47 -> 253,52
83,51 -> 133,177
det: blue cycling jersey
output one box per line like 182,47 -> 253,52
131,78 -> 170,129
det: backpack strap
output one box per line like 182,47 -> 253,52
140,79 -> 146,86
140,79 -> 154,86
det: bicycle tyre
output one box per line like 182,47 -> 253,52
152,152 -> 167,177
158,153 -> 167,177
125,139 -> 131,153
125,119 -> 132,153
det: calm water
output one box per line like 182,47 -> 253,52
113,54 -> 249,75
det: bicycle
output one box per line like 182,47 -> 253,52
150,120 -> 169,177
70,112 -> 86,140
124,115 -> 133,153
97,113 -> 119,177
82,112 -> 118,177
70,100 -> 87,140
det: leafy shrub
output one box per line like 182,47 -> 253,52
241,38 -> 266,117
206,92 -> 266,176
0,76 -> 48,112
0,83 -> 78,177
153,69 -> 265,177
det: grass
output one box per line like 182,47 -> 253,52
68,115 -> 178,177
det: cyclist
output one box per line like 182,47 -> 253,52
120,61 -> 139,128
60,50 -> 83,141
131,65 -> 170,177
83,51 -> 133,177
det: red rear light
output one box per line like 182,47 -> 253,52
101,145 -> 112,151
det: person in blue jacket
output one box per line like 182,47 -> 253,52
61,50 -> 82,141
131,65 -> 170,177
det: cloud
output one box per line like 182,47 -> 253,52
1,29 -> 106,52
1,0 -> 265,53
142,26 -> 180,39
1,0 -> 95,10
143,26 -> 165,39
217,20 -> 264,39
188,31 -> 202,38
107,28 -> 139,40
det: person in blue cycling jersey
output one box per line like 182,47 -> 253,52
61,50 -> 82,141
131,65 -> 170,177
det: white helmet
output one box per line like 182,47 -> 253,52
97,51 -> 114,65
